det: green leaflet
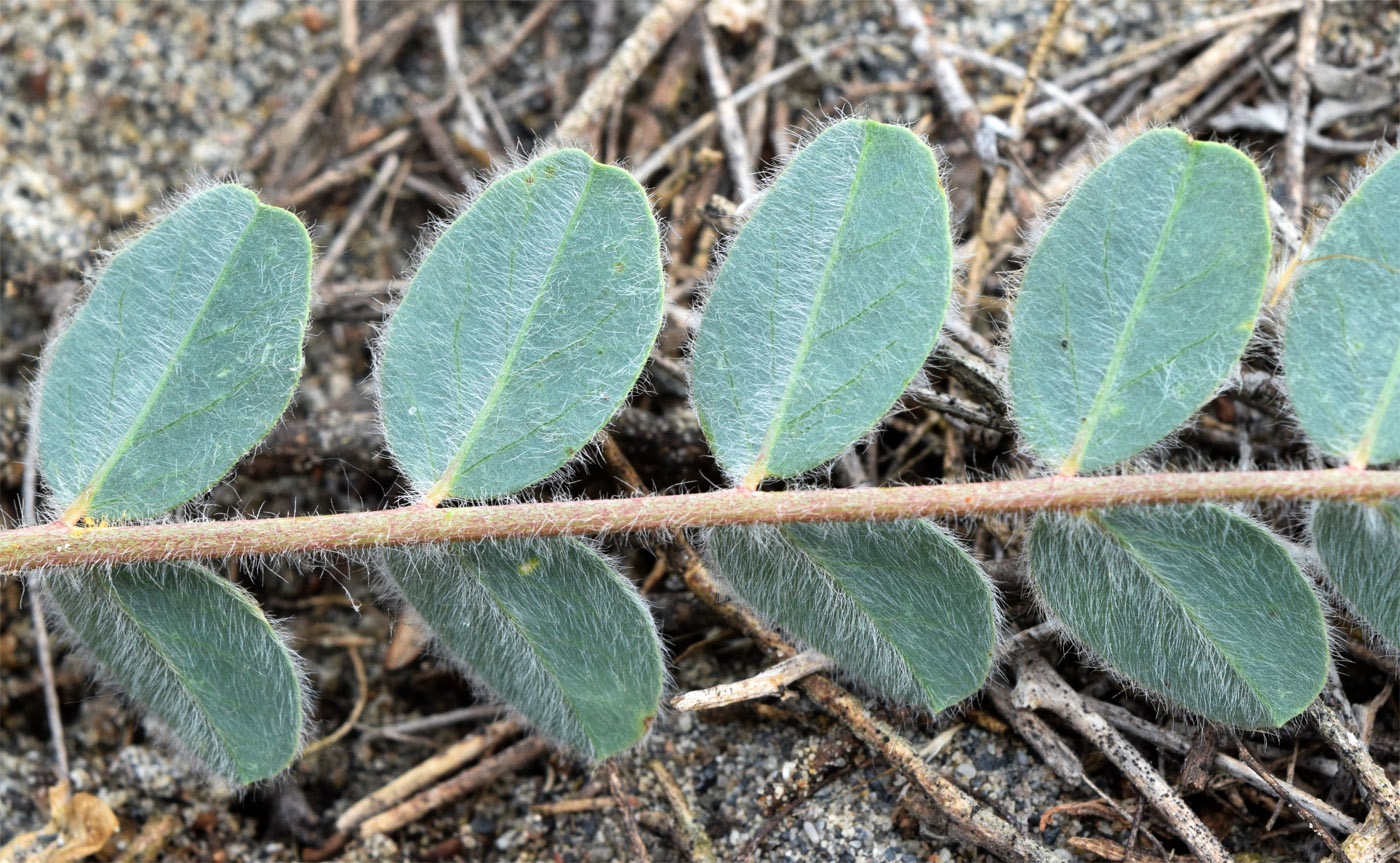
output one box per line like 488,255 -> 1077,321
691,119 -> 953,488
1284,148 -> 1400,466
1029,505 -> 1328,727
45,563 -> 304,785
1313,499 -> 1400,647
378,149 -> 663,503
37,184 -> 312,522
379,538 -> 664,759
1008,130 -> 1270,475
705,521 -> 995,711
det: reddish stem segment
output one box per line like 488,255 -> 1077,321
3,468 -> 1396,572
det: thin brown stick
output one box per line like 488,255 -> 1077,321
302,640 -> 369,757
21,338 -> 69,799
1051,1 -> 1304,90
358,736 -> 548,837
1284,0 -> 1324,223
6,468 -> 1396,572
939,42 -> 1109,135
1012,655 -> 1231,863
670,650 -> 831,711
802,673 -> 1061,863
554,0 -> 704,143
532,796 -> 618,816
891,0 -> 986,156
285,126 -> 414,207
1311,698 -> 1400,840
364,704 -> 501,740
465,0 -> 565,88
697,20 -> 758,202
1235,737 -> 1352,861
606,762 -> 651,863
1081,694 -> 1358,835
632,36 -> 860,181
314,153 -> 400,283
1142,18 -> 1278,125
334,719 -> 522,832
649,760 -> 717,863
743,0 -> 782,174
985,682 -> 1084,786
250,3 -> 430,180
26,596 -> 68,795
963,0 -> 1070,305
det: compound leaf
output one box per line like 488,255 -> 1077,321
380,538 -> 664,759
1313,499 -> 1400,647
705,520 -> 994,711
691,119 -> 953,488
378,149 -> 663,503
38,184 -> 312,522
1008,130 -> 1270,475
1029,505 -> 1328,727
46,562 -> 304,785
1284,148 -> 1400,466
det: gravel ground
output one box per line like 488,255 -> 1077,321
3,1 -> 1397,862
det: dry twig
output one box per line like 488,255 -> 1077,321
1236,736 -> 1352,862
650,760 -> 717,863
358,737 -> 548,837
554,0 -> 705,143
1284,0 -> 1325,223
1012,655 -> 1231,863
1081,693 -> 1358,835
301,639 -> 370,757
314,153 -> 401,283
334,719 -> 522,833
697,20 -> 758,202
1311,697 -> 1400,841
606,762 -> 652,863
670,650 -> 831,711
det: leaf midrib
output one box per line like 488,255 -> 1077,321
466,548 -> 596,755
741,123 -> 876,488
65,203 -> 265,522
103,570 -> 242,779
1084,508 -> 1276,724
1058,143 -> 1202,476
779,525 -> 935,708
425,160 -> 599,503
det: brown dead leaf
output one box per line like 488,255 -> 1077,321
0,783 -> 119,863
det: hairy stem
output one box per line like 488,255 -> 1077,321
3,468 -> 1396,572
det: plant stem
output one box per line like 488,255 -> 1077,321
3,467 -> 1395,572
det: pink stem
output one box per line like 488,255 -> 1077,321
3,468 -> 1395,572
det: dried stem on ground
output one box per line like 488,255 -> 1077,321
1284,0 -> 1325,223
1011,654 -> 1232,863
553,0 -> 704,143
670,650 -> 831,711
1311,697 -> 1400,841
